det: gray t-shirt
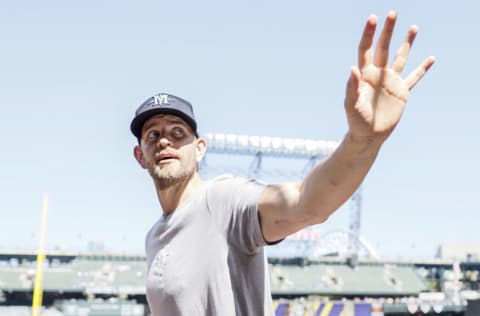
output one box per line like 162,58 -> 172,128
145,175 -> 275,316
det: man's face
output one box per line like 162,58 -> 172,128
133,114 -> 205,189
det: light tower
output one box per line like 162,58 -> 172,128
201,133 -> 364,260
348,187 -> 362,264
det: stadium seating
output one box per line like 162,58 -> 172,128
270,262 -> 426,296
0,306 -> 31,316
354,302 -> 371,316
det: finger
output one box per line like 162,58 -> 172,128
391,25 -> 418,74
345,66 -> 361,107
374,11 -> 397,68
358,15 -> 378,69
405,56 -> 436,90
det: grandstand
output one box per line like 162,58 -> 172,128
1,250 -> 479,315
270,259 -> 426,297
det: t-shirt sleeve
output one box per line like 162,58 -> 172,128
205,175 -> 268,255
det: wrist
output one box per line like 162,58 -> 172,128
344,132 -> 384,154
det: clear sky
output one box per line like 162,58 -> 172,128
1,1 -> 478,260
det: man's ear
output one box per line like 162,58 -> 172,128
195,138 -> 207,163
133,146 -> 147,169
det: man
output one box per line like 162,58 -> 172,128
131,11 -> 434,316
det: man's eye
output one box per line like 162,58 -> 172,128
172,127 -> 184,138
147,130 -> 160,140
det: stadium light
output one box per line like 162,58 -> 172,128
203,133 -> 339,159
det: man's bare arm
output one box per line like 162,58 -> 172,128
258,11 -> 435,243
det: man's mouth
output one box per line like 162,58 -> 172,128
155,152 -> 179,164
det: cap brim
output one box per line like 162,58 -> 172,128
130,108 -> 198,139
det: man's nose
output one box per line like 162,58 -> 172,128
157,137 -> 172,148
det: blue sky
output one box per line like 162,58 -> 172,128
1,1 -> 478,260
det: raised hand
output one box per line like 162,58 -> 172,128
344,11 -> 435,143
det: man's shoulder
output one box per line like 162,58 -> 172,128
144,216 -> 164,247
209,173 -> 236,182
204,174 -> 266,211
208,174 -> 266,187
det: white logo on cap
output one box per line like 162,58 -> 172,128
153,94 -> 170,105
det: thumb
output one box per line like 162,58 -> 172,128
345,66 -> 361,107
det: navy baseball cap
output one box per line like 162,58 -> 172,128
130,93 -> 198,139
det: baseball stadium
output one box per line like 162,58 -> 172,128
1,134 -> 480,316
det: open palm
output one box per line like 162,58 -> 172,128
344,12 -> 435,142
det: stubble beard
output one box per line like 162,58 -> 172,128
149,161 -> 196,190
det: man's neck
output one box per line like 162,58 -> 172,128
155,173 -> 204,215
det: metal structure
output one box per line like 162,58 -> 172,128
348,188 -> 362,262
200,133 -> 364,260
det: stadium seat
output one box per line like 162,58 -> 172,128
275,302 -> 288,316
354,302 -> 371,316
328,303 -> 344,316
315,302 -> 325,316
